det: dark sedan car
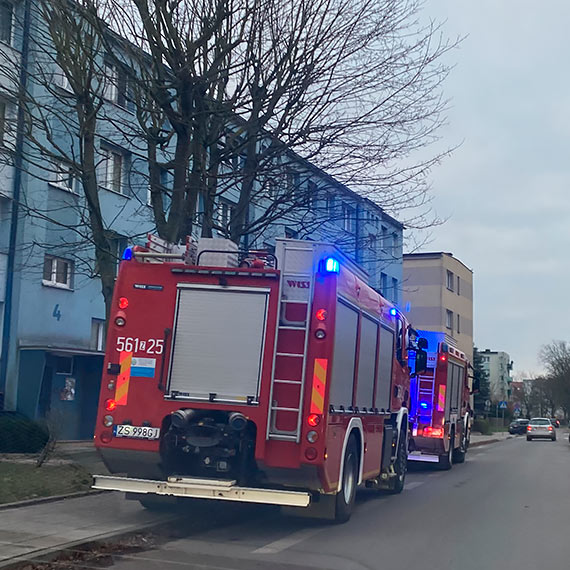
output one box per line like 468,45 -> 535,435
508,418 -> 529,434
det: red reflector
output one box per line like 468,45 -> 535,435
105,398 -> 117,412
423,427 -> 444,438
100,430 -> 113,444
118,297 -> 129,309
308,413 -> 321,427
305,447 -> 318,460
316,309 -> 327,321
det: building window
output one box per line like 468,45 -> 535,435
285,227 -> 298,239
307,180 -> 318,208
457,275 -> 460,295
342,203 -> 356,233
50,161 -> 76,192
217,199 -> 235,230
43,255 -> 73,289
98,146 -> 127,194
0,2 -> 13,45
102,60 -> 128,107
0,99 -> 6,146
457,314 -> 460,334
91,319 -> 106,351
392,277 -> 398,304
446,309 -> 453,329
380,272 -> 388,297
381,226 -> 388,250
286,169 -> 300,197
391,232 -> 398,255
446,270 -> 454,291
53,63 -> 72,91
325,193 -> 335,217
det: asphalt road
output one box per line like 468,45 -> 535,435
99,434 -> 570,570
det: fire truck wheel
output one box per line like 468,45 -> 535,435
335,436 -> 358,523
388,427 -> 407,494
439,428 -> 454,470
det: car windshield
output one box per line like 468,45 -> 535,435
529,419 -> 550,426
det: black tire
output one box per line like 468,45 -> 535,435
334,436 -> 358,523
526,436 -> 532,441
138,495 -> 177,511
552,435 -> 556,441
388,427 -> 407,494
453,419 -> 469,464
439,428 -> 454,470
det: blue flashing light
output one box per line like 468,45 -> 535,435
122,247 -> 133,261
389,307 -> 397,317
324,257 -> 340,274
420,402 -> 429,409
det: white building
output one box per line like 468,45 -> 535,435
480,350 -> 513,402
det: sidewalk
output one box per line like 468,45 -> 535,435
0,492 -> 178,568
470,431 -> 513,447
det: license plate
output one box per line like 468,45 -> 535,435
113,425 -> 160,440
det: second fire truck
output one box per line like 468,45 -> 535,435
92,238 -> 427,522
408,330 -> 472,469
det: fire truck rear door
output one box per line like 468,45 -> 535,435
167,284 -> 270,403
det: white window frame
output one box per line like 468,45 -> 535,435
99,146 -> 126,195
42,255 -> 73,290
446,270 -> 454,291
49,161 -> 76,193
103,61 -> 119,102
217,199 -> 235,229
342,203 -> 356,233
446,309 -> 453,329
91,318 -> 106,351
0,2 -> 13,46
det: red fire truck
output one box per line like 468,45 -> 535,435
408,330 -> 472,469
92,238 -> 426,522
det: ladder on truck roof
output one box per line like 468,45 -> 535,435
267,242 -> 316,442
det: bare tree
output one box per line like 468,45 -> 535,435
101,0 -> 455,244
540,341 -> 570,419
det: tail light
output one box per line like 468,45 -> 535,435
548,426 -> 553,431
307,413 -> 321,427
105,398 -> 117,411
423,427 -> 444,438
527,426 -> 532,431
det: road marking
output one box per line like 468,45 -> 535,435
405,481 -> 424,490
253,527 -> 325,554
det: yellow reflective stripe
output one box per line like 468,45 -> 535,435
310,358 -> 328,414
115,351 -> 132,405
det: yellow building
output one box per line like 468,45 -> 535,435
402,252 -> 473,363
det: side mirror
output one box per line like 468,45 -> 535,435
417,337 -> 428,350
471,377 -> 480,395
414,348 -> 428,375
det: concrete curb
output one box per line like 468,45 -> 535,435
0,489 -> 105,511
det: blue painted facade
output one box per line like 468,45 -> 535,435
0,1 -> 403,438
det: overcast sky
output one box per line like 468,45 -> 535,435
417,1 -> 570,376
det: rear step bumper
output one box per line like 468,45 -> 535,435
92,475 -> 311,507
407,451 -> 440,463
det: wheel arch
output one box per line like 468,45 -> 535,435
336,418 -> 364,493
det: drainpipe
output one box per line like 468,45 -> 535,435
0,0 -> 32,409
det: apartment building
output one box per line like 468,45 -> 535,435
402,252 -> 473,362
